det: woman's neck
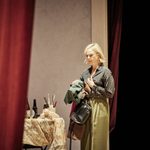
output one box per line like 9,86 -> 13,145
92,64 -> 99,71
91,64 -> 99,77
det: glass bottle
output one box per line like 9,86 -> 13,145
32,99 -> 38,118
26,98 -> 30,118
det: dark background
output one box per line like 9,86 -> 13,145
109,0 -> 141,149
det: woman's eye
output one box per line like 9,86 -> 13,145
86,54 -> 93,57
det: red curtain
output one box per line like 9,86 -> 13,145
0,0 -> 35,149
108,0 -> 123,132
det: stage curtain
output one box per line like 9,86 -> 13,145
108,0 -> 123,132
0,0 -> 35,149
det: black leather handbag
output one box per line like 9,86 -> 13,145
68,101 -> 91,150
70,101 -> 91,125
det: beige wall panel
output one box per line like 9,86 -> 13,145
28,0 -> 91,149
28,0 -> 107,149
92,0 -> 108,65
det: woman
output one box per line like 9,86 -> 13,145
80,43 -> 115,150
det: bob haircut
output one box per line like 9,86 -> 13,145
84,43 -> 105,64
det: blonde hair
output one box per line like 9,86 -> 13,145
84,43 -> 105,64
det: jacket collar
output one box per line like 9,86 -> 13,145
86,65 -> 104,78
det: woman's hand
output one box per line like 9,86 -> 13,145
86,77 -> 95,88
84,82 -> 91,93
78,89 -> 88,99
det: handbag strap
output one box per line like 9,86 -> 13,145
69,121 -> 75,150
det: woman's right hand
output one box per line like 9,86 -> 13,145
84,82 -> 91,93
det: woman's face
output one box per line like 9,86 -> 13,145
85,49 -> 99,66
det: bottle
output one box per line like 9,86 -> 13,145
25,98 -> 30,118
32,99 -> 38,118
26,98 -> 30,110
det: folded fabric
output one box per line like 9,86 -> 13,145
64,80 -> 84,104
